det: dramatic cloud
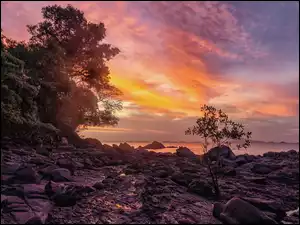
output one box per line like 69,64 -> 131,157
1,1 -> 298,142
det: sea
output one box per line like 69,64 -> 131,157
103,141 -> 299,156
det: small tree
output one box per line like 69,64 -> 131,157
185,104 -> 251,197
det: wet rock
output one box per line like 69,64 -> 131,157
213,197 -> 277,224
143,141 -> 165,149
176,147 -> 196,158
50,168 -> 72,182
188,180 -> 214,197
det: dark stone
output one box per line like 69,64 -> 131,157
251,163 -> 282,175
171,172 -> 200,187
176,147 -> 196,158
50,168 -> 72,182
188,180 -> 214,197
213,197 -> 277,224
241,197 -> 286,221
93,182 -> 104,190
143,141 -> 165,149
205,145 -> 236,161
15,166 -> 40,184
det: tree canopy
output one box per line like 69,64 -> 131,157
1,4 -> 122,143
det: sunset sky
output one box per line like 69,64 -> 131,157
1,1 -> 299,142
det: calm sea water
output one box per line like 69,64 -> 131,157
104,141 -> 299,156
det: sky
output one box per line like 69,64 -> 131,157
1,1 -> 299,142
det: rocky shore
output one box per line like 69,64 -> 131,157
1,138 -> 299,224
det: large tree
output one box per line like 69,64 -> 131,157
4,4 -> 122,141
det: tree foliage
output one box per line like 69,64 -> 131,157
1,4 -> 122,142
185,104 -> 252,197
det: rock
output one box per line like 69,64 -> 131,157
222,166 -> 236,176
241,197 -> 286,220
84,138 -> 102,148
263,150 -> 298,159
47,182 -> 93,207
102,144 -> 116,152
51,188 -> 79,207
1,163 -> 20,175
2,184 -> 52,224
61,137 -> 68,145
93,182 -> 104,190
205,145 -> 236,161
213,197 -> 277,224
171,172 -> 200,187
235,155 -> 248,166
243,176 -> 267,185
188,180 -> 214,197
56,158 -> 75,174
251,163 -> 282,175
176,147 -> 196,158
39,165 -> 60,176
83,157 -> 94,168
50,168 -> 72,182
36,146 -> 51,157
166,145 -> 177,148
143,141 -> 165,149
267,168 -> 299,185
15,166 -> 40,184
11,148 -> 29,156
222,158 -> 238,168
118,142 -> 135,152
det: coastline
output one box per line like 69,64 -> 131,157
1,138 -> 299,224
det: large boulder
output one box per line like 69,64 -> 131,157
205,145 -> 236,162
213,197 -> 277,224
143,141 -> 165,149
176,147 -> 197,158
